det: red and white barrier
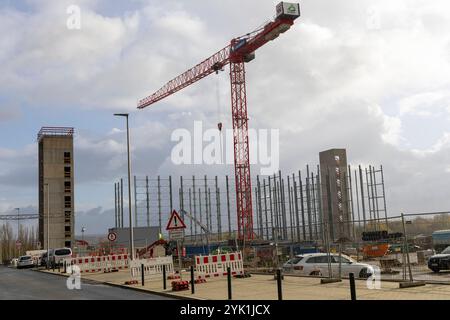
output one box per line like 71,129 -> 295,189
130,256 -> 174,280
63,254 -> 129,274
195,251 -> 244,279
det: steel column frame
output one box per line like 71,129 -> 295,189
208,188 -> 212,234
254,186 -> 259,238
134,175 -> 138,227
226,175 -> 231,237
189,188 -> 193,236
257,175 -> 263,239
114,183 -> 118,228
316,168 -> 323,241
365,168 -> 373,225
268,177 -> 274,240
229,60 -> 253,240
380,165 -> 389,228
311,172 -> 318,240
198,188 -> 203,244
120,178 -> 124,228
169,176 -> 173,214
299,171 -> 306,241
368,166 -> 377,229
280,171 -> 288,240
306,165 -> 313,241
193,176 -> 197,243
371,166 -> 381,226
157,176 -> 161,233
354,170 -> 361,231
358,166 -> 366,231
215,176 -> 222,240
146,176 -> 150,227
278,170 -> 288,240
273,176 -> 280,239
287,176 -> 294,242
263,179 -> 269,240
204,176 -> 209,233
292,174 -> 301,242
347,166 -> 356,239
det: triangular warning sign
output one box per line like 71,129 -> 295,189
166,210 -> 186,230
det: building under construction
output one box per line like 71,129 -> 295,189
113,149 -> 388,249
38,127 -> 75,249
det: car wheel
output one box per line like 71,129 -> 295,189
309,270 -> 321,277
430,268 -> 440,273
359,268 -> 371,279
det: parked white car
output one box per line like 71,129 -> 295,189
50,248 -> 72,265
282,253 -> 375,278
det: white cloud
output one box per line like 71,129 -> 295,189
1,0 -> 450,232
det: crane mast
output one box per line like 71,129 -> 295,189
138,3 -> 301,240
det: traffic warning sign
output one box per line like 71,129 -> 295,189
166,210 -> 186,230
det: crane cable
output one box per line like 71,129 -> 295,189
216,75 -> 224,165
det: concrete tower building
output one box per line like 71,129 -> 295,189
38,127 -> 75,249
319,148 -> 352,242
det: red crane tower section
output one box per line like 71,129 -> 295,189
138,3 -> 301,240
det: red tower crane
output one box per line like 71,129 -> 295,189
138,3 -> 301,240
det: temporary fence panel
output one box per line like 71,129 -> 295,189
195,251 -> 244,279
130,256 -> 174,280
63,254 -> 129,274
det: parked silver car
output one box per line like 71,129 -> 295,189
17,255 -> 34,269
282,253 -> 375,278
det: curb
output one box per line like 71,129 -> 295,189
105,282 -> 203,300
249,271 -> 450,286
33,268 -> 203,300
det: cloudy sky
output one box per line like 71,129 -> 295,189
1,0 -> 450,235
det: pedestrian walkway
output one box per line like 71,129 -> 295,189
42,268 -> 450,300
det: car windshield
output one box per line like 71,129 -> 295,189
55,249 -> 71,255
442,247 -> 450,254
20,256 -> 31,261
287,257 -> 303,264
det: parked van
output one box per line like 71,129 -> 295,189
50,248 -> 72,265
432,230 -> 450,252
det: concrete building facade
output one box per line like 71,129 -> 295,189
319,149 -> 352,242
38,127 -> 75,249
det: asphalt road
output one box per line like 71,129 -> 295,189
0,266 -> 173,300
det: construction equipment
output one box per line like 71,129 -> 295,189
180,209 -> 211,251
0,214 -> 38,221
138,3 -> 301,240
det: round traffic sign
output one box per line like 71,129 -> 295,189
108,232 -> 117,242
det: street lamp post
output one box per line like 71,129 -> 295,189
81,227 -> 86,256
45,183 -> 50,269
114,113 -> 135,260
